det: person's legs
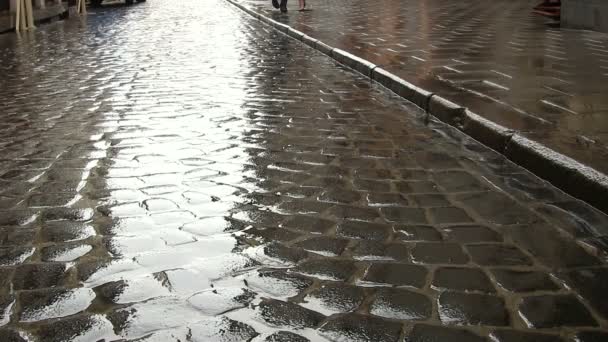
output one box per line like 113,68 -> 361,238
280,0 -> 287,12
272,0 -> 279,9
298,0 -> 306,10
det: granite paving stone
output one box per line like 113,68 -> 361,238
519,295 -> 598,328
293,259 -> 357,281
428,207 -> 475,224
264,331 -> 310,342
432,267 -> 496,293
438,292 -> 509,326
574,331 -> 608,342
302,283 -> 366,315
320,313 -> 403,342
11,263 -> 68,291
411,242 -> 470,264
442,225 -> 502,243
557,268 -> 608,319
466,244 -> 533,266
336,220 -> 391,241
361,262 -> 428,288
294,236 -> 349,256
406,324 -> 487,342
492,269 -> 559,293
509,224 -> 600,268
259,299 -> 325,329
370,287 -> 432,320
394,225 -> 443,242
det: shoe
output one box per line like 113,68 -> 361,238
280,5 -> 287,12
272,0 -> 279,9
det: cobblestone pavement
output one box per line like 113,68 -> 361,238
1,0 -> 608,341
238,0 -> 608,175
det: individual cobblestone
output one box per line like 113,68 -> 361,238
406,324 -> 486,342
370,288 -> 432,320
294,259 -> 357,281
0,0 -> 607,340
438,292 -> 509,326
259,299 -> 325,328
466,244 -> 533,266
575,331 -> 608,342
558,268 -> 608,319
519,295 -> 598,328
411,242 -> 469,264
442,225 -> 502,243
320,313 -> 403,342
361,262 -> 427,288
17,288 -> 96,322
11,263 -> 68,291
264,331 -> 311,342
432,267 -> 496,293
492,269 -> 559,292
294,236 -> 349,256
336,220 -> 391,241
302,283 -> 365,315
509,224 -> 601,268
394,225 -> 442,241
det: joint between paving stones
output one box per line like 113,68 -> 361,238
223,0 -> 608,215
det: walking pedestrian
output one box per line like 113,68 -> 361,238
272,0 -> 288,13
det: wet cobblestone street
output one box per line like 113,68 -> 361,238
1,0 -> 608,341
240,0 -> 608,175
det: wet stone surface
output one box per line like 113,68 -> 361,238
241,0 -> 608,174
320,313 -> 403,342
0,0 -> 607,340
438,292 -> 509,326
519,295 -> 598,328
490,329 -> 566,342
432,267 -> 496,293
370,287 -> 432,320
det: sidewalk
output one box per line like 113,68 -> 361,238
0,0 -> 607,341
238,0 -> 608,177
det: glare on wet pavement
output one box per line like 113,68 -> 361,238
1,0 -> 608,341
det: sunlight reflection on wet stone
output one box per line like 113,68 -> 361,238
0,0 -> 607,340
18,288 -> 96,323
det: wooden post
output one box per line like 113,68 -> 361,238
15,0 -> 21,32
14,0 -> 35,31
24,0 -> 35,29
77,0 -> 87,14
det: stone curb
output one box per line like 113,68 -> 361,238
224,0 -> 608,214
331,48 -> 376,78
463,110 -> 514,154
371,67 -> 432,111
505,135 -> 608,213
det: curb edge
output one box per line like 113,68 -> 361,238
224,0 -> 608,214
